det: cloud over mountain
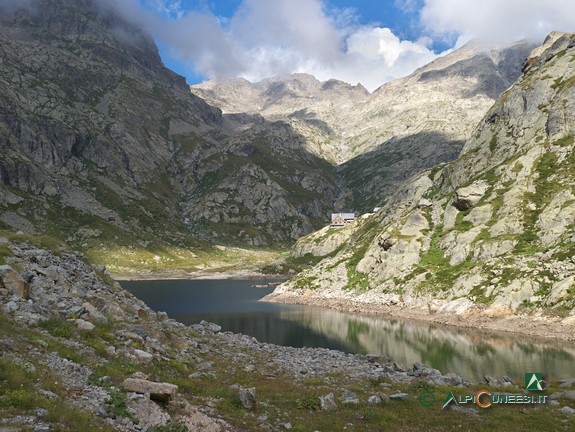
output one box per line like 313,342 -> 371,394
95,0 -> 575,91
420,0 -> 575,46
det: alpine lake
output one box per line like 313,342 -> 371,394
122,278 -> 575,384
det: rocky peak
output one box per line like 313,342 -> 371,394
523,31 -> 571,72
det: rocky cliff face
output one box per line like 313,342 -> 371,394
267,33 -> 575,319
0,0 -> 337,249
193,41 -> 535,213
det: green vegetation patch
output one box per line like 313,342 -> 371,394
414,223 -> 476,293
516,151 -> 559,254
554,134 -> 574,148
454,209 -> 473,231
0,230 -> 64,254
39,317 -> 75,339
343,219 -> 381,291
0,243 -> 13,265
489,135 -> 498,152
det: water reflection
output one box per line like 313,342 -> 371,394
122,279 -> 575,383
277,307 -> 575,382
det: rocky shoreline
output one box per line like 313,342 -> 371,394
262,292 -> 575,342
112,269 -> 290,282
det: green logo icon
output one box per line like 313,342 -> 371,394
525,373 -> 544,391
418,390 -> 436,408
442,391 -> 458,409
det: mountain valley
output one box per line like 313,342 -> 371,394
1,1 -> 575,430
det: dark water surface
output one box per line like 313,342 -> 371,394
122,279 -> 575,383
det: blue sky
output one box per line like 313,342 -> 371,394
128,0 -> 574,91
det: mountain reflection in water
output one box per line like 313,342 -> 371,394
122,279 -> 575,382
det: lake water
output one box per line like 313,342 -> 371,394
122,278 -> 575,383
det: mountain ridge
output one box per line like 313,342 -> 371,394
0,0 -> 542,274
265,32 -> 575,322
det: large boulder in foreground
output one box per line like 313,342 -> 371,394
0,265 -> 29,299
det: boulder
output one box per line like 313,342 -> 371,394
4,300 -> 19,312
200,320 -> 222,333
75,319 -> 95,331
340,389 -> 359,404
389,392 -> 409,400
82,302 -> 109,324
559,406 -> 575,416
239,387 -> 257,410
133,349 -> 154,365
453,181 -> 488,211
122,378 -> 178,402
367,395 -> 382,405
437,298 -> 475,315
319,393 -> 337,411
484,375 -> 513,387
0,265 -> 29,299
125,393 -> 171,431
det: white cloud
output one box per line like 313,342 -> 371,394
420,0 -> 575,45
103,0 -> 575,91
99,0 -> 440,91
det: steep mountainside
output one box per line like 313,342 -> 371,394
266,32 -> 575,320
193,41 -> 535,212
0,0 -> 337,257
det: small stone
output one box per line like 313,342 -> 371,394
4,300 -> 19,312
484,375 -> 513,387
448,405 -> 478,415
200,320 -> 222,332
559,406 -> 575,416
283,423 -> 292,430
367,395 -> 382,405
124,331 -> 145,343
549,392 -> 564,400
133,349 -> 154,364
76,319 -> 95,331
239,387 -> 257,410
35,408 -> 49,417
127,326 -> 149,340
319,393 -> 337,411
389,392 -> 409,400
340,389 -> 359,404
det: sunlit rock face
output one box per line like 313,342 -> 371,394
271,33 -> 575,317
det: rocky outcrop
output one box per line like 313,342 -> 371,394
122,378 -> 178,402
268,33 -> 575,320
453,181 -> 489,211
